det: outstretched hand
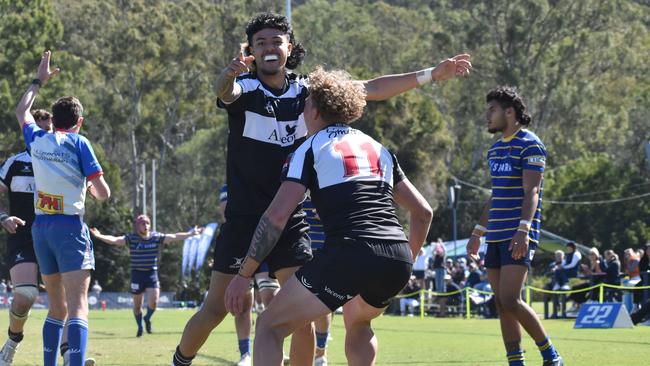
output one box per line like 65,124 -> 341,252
189,226 -> 204,236
225,51 -> 255,78
89,227 -> 100,237
432,54 -> 472,82
36,50 -> 60,85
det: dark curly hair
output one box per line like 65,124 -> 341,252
486,86 -> 532,125
245,12 -> 306,70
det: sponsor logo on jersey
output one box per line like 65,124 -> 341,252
300,276 -> 313,289
229,257 -> 244,269
526,156 -> 546,167
489,161 -> 512,173
324,286 -> 351,301
15,252 -> 24,262
265,100 -> 275,114
19,165 -> 32,173
268,125 -> 298,145
285,124 -> 297,135
36,191 -> 64,214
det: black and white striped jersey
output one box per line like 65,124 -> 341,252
218,72 -> 309,218
284,123 -> 408,242
0,150 -> 36,240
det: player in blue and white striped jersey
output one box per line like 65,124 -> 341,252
466,86 -> 562,366
90,215 -> 201,337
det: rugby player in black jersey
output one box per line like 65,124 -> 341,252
172,12 -> 470,366
225,67 -> 433,366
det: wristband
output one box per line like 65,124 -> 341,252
31,78 -> 42,86
0,213 -> 9,222
416,67 -> 433,85
474,224 -> 487,232
519,220 -> 532,226
517,228 -> 530,234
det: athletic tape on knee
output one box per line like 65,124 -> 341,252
14,284 -> 39,303
10,308 -> 30,321
257,279 -> 280,291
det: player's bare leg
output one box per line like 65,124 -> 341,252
342,296 -> 384,366
275,267 -> 316,366
253,275 -> 329,366
0,263 -> 38,365
173,271 -> 252,365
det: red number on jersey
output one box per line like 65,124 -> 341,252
333,141 -> 382,177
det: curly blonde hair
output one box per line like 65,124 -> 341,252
308,66 -> 366,124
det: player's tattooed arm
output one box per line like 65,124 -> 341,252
247,215 -> 283,264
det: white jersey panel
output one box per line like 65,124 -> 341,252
312,125 -> 394,189
243,111 -> 308,147
30,133 -> 88,216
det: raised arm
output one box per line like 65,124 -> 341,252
361,54 -> 471,101
216,51 -> 255,104
162,226 -> 203,244
89,227 -> 126,246
393,178 -> 434,260
15,51 -> 60,129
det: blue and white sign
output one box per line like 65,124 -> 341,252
574,302 -> 633,329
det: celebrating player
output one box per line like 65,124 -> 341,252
172,12 -> 469,366
225,66 -> 433,366
90,215 -> 201,337
466,86 -> 562,366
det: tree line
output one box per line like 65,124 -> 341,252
1,0 -> 648,290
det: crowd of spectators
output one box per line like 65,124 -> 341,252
545,241 -> 650,325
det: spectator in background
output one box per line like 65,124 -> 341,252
468,271 -> 496,318
581,247 -> 607,301
399,276 -> 421,316
622,248 -> 641,312
562,242 -> 582,279
466,262 -> 482,288
603,250 -> 621,302
412,248 -> 428,291
550,250 -> 570,291
451,260 -> 466,286
640,243 -> 650,275
0,279 -> 7,293
90,280 -> 102,306
431,239 -> 447,293
635,243 -> 650,306
438,274 -> 462,317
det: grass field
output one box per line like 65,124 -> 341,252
0,307 -> 646,365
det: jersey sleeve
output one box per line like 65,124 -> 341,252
216,76 -> 254,114
155,232 -> 167,244
521,141 -> 547,172
77,136 -> 103,180
283,143 -> 315,189
391,152 -> 406,185
22,123 -> 42,152
0,159 -> 10,188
